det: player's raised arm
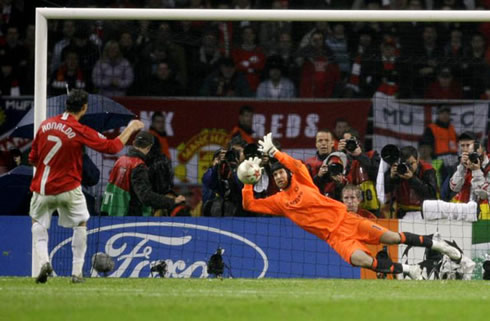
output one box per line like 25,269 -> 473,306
258,132 -> 307,176
117,120 -> 145,145
80,119 -> 144,155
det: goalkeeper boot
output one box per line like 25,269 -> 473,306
408,264 -> 423,280
36,262 -> 53,284
432,240 -> 462,263
71,274 -> 85,284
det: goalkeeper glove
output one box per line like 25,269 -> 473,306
258,133 -> 277,157
249,156 -> 262,167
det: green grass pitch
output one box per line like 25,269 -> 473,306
1,278 -> 489,321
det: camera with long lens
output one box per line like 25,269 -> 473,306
468,142 -> 480,164
483,256 -> 490,280
381,144 -> 410,176
344,137 -> 359,153
224,148 -> 240,165
328,163 -> 344,176
396,162 -> 410,175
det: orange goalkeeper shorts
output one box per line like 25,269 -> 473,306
327,213 -> 389,264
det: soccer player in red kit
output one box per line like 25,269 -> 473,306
29,89 -> 144,283
242,133 -> 462,279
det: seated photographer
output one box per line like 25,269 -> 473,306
338,129 -> 381,215
101,131 -> 185,216
384,146 -> 438,219
201,137 -> 246,217
305,128 -> 336,179
314,152 -> 349,201
341,184 -> 377,220
449,136 -> 490,219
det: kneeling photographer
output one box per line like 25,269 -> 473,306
383,145 -> 437,219
450,133 -> 490,219
314,152 -> 349,201
202,137 -> 246,217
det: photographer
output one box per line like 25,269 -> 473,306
384,146 -> 438,219
305,128 -> 335,178
449,132 -> 490,218
101,131 -> 185,217
314,152 -> 349,201
201,137 -> 246,217
338,129 -> 381,214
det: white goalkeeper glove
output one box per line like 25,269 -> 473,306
249,156 -> 262,167
258,133 -> 277,157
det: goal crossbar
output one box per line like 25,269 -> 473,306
34,7 -> 490,139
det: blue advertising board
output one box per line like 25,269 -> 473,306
0,216 -> 360,279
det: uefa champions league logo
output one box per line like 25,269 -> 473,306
49,222 -> 269,278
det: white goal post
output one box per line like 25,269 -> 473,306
33,7 -> 490,277
34,8 -> 490,135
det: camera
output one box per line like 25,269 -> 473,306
381,144 -> 411,176
468,142 -> 480,164
224,148 -> 240,164
344,138 -> 359,153
150,260 -> 167,278
483,256 -> 490,280
397,162 -> 409,175
328,163 -> 344,176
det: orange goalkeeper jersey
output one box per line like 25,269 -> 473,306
242,151 -> 347,241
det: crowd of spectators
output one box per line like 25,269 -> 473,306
4,0 -> 490,99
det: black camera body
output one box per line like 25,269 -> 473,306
328,163 -> 344,176
468,142 -> 481,164
224,149 -> 240,164
381,144 -> 412,176
483,259 -> 490,280
150,260 -> 167,278
397,162 -> 409,175
344,138 -> 359,153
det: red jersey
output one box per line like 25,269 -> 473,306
242,151 -> 347,241
29,112 -> 124,195
232,46 -> 266,91
299,57 -> 341,98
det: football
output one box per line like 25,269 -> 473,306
237,161 -> 262,185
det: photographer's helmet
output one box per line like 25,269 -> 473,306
324,152 -> 348,175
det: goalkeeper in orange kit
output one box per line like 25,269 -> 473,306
242,133 -> 463,279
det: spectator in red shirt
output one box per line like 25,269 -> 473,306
297,31 -> 341,98
424,66 -> 463,99
232,25 -> 266,92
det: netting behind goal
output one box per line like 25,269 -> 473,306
34,11 -> 490,280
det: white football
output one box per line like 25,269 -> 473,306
237,161 -> 262,185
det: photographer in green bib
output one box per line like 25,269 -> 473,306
101,131 -> 185,216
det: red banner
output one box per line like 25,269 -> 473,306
114,98 -> 372,149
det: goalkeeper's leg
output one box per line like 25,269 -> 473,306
381,231 -> 462,262
350,250 -> 422,280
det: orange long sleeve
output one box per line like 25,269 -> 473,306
242,151 -> 348,240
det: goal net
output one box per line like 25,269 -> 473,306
29,7 -> 490,280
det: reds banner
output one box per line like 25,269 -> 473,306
373,93 -> 489,152
111,98 -> 371,184
114,98 -> 372,149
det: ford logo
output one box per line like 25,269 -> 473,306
49,222 -> 269,278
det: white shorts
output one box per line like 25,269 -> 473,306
30,186 -> 90,229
